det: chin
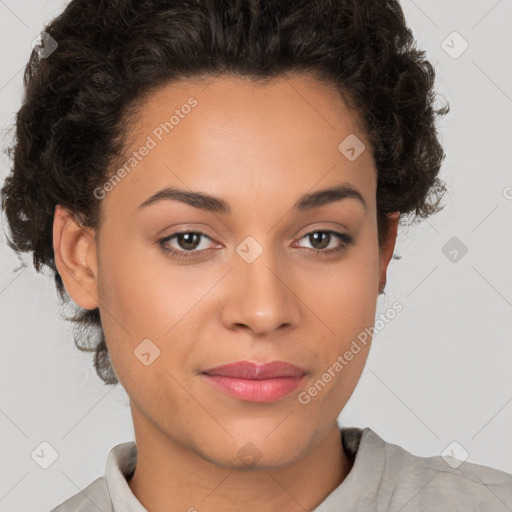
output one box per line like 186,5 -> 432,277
195,430 -> 310,471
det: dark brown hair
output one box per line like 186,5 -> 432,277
1,0 -> 449,385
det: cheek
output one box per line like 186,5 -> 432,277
304,238 -> 380,338
300,231 -> 380,403
97,237 -> 194,338
300,252 -> 379,413
95,236 -> 211,385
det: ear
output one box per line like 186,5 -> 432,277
53,205 -> 99,310
378,211 -> 400,295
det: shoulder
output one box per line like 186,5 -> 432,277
365,429 -> 512,511
49,476 -> 112,512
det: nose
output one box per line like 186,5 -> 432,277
220,243 -> 302,337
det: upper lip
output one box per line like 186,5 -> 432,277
202,361 -> 307,379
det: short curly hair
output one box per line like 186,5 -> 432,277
1,0 -> 449,386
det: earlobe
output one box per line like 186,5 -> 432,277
378,211 -> 400,295
53,205 -> 99,310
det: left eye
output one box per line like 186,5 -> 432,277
157,230 -> 353,259
294,230 -> 353,253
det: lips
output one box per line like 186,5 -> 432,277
202,360 -> 307,379
201,360 -> 308,402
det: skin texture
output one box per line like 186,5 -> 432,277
53,73 -> 399,512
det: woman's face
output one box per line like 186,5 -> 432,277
56,73 -> 398,469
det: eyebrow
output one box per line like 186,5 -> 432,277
137,183 -> 367,214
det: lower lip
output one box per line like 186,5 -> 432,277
201,374 -> 307,403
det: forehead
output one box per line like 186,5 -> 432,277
104,73 -> 376,217
131,72 -> 368,149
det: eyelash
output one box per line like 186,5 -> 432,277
157,230 -> 353,260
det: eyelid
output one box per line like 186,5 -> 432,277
293,222 -> 349,239
160,223 -> 349,246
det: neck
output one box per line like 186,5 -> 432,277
127,412 -> 353,512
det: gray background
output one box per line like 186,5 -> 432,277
1,0 -> 511,510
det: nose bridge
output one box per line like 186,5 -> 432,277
222,233 -> 299,333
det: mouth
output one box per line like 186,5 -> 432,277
200,360 -> 308,403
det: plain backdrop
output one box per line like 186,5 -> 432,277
1,0 -> 511,510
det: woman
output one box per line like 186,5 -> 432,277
2,0 -> 511,511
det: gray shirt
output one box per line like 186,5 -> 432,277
50,427 -> 512,511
